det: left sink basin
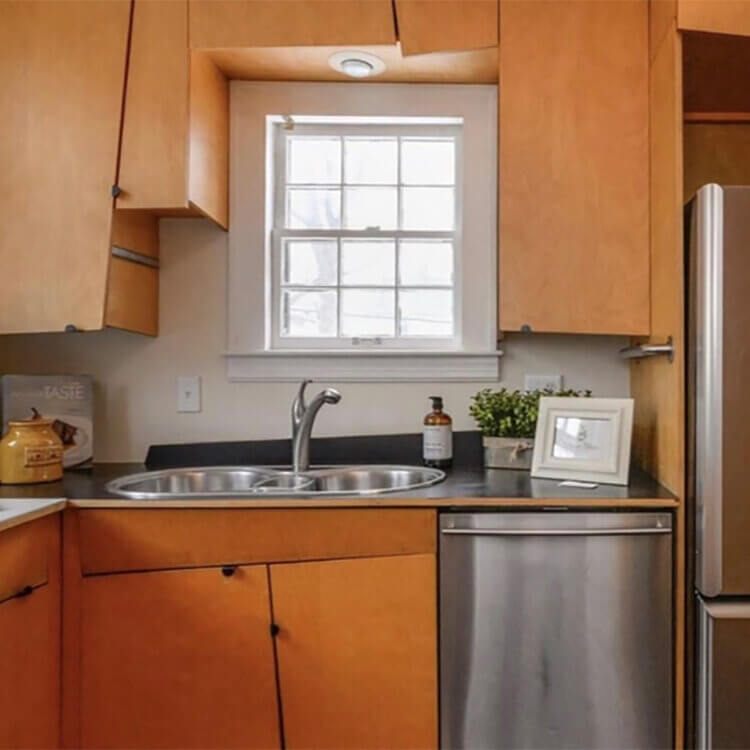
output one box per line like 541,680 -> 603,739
106,466 -> 283,500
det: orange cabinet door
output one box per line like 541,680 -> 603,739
117,0 -> 229,228
394,0 -> 498,55
189,0 -> 397,48
270,554 -> 438,750
79,565 -> 281,749
0,585 -> 60,749
0,1 -> 131,334
499,0 -> 650,335
679,0 -> 750,36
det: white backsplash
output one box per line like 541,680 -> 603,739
0,219 -> 630,462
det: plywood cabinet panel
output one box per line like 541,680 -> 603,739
104,257 -> 159,336
79,565 -> 280,749
0,0 -> 131,334
189,0 -> 397,48
0,515 -> 61,749
678,0 -> 750,36
630,16 -> 685,747
77,508 -> 437,574
271,554 -> 438,750
118,0 -> 229,228
684,123 -> 750,199
117,0 -> 190,212
395,0 -> 498,55
499,0 -> 650,335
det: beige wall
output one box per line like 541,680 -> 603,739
0,219 -> 630,462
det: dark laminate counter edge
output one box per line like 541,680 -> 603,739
0,462 -> 677,509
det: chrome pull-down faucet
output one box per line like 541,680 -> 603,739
291,379 -> 341,473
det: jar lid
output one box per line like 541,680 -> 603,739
8,418 -> 54,428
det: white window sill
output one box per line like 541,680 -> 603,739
224,350 -> 503,382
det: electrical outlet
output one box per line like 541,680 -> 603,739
524,374 -> 563,392
177,376 -> 201,413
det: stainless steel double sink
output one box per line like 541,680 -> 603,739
106,465 -> 446,500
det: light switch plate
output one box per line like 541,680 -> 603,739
177,376 -> 201,413
524,374 -> 563,392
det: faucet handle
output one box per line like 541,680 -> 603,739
292,379 -> 312,431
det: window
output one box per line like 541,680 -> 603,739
271,121 -> 461,349
227,82 -> 499,381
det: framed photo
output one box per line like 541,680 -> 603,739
531,397 -> 634,486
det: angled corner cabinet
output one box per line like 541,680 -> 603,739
0,0 -> 228,337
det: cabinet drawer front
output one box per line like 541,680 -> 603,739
0,516 -> 55,602
77,508 -> 437,575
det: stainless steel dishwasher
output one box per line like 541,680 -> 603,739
440,511 -> 673,750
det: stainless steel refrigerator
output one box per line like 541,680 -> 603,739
688,184 -> 750,750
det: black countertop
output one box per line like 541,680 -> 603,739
0,432 -> 676,505
0,464 -> 675,504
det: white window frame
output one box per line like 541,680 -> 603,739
270,120 -> 463,351
226,82 -> 500,382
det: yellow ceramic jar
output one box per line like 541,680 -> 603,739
0,418 -> 64,484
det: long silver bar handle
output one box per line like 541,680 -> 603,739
619,337 -> 674,362
441,527 -> 671,537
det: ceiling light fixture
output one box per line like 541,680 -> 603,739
328,50 -> 386,79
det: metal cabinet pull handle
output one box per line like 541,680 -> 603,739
221,565 -> 237,577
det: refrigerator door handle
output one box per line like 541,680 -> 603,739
695,184 -> 724,597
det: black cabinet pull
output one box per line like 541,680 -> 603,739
221,565 -> 237,577
270,623 -> 280,637
14,585 -> 33,599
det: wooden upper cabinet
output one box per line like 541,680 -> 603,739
271,554 -> 438,750
395,0 -> 498,56
499,0 -> 650,335
189,0 -> 397,48
118,0 -> 229,228
79,565 -> 280,749
0,0 -> 131,334
0,515 -> 61,750
678,0 -> 750,36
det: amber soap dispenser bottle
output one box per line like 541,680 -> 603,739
423,396 -> 453,469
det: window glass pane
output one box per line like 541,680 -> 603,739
401,187 -> 454,230
344,186 -> 397,230
341,240 -> 395,286
281,289 -> 337,337
399,289 -> 453,337
401,139 -> 455,185
340,289 -> 395,337
344,138 -> 398,184
399,241 -> 453,286
288,137 -> 341,184
282,240 -> 338,286
287,188 -> 341,229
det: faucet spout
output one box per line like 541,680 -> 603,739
291,382 -> 341,473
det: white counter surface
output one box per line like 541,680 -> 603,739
0,498 -> 66,533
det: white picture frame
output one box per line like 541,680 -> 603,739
531,397 -> 634,486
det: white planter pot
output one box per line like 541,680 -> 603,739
483,436 -> 535,470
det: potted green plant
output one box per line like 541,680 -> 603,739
469,387 -> 591,470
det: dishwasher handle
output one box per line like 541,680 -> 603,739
441,527 -> 671,537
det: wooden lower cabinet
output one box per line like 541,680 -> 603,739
79,565 -> 280,749
0,515 -> 62,749
0,585 -> 60,749
65,509 -> 439,749
271,554 -> 438,750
